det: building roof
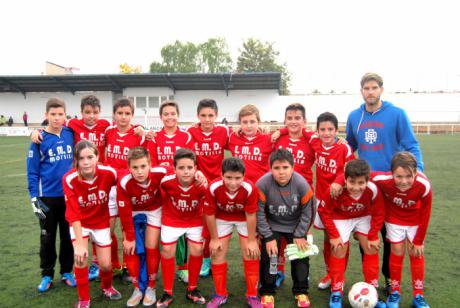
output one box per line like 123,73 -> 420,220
0,72 -> 282,96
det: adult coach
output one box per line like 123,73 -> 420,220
345,72 -> 424,293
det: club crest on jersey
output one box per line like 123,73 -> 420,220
365,129 -> 378,144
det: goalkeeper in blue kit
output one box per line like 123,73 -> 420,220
256,149 -> 316,308
26,98 -> 75,292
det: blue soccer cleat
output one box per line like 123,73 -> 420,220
61,272 -> 76,287
37,276 -> 53,292
375,298 -> 387,308
88,263 -> 99,281
200,257 -> 211,277
275,271 -> 285,288
329,291 -> 342,308
386,291 -> 400,308
412,294 -> 430,308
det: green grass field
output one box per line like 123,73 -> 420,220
0,135 -> 459,307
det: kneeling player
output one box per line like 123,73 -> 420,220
372,152 -> 432,308
118,147 -> 171,307
204,157 -> 261,307
318,159 -> 385,308
63,141 -> 122,308
257,149 -> 316,308
157,149 -> 207,307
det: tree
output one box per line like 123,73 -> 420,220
236,38 -> 291,94
150,38 -> 233,73
119,63 -> 142,74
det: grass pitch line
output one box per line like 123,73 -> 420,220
5,173 -> 26,178
0,158 -> 23,165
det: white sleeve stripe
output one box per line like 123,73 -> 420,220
209,180 -> 224,196
161,174 -> 176,184
367,181 -> 378,200
120,174 -> 132,190
151,167 -> 167,174
65,172 -> 79,189
416,176 -> 431,197
241,181 -> 253,195
372,174 -> 393,182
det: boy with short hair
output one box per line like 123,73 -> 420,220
318,159 -> 385,308
27,97 -> 75,292
204,157 -> 261,308
257,149 -> 316,308
157,148 -> 207,307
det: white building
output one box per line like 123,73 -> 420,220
0,73 -> 282,128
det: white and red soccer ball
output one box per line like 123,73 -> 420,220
348,282 -> 378,308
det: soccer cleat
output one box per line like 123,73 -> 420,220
261,295 -> 274,308
200,257 -> 212,277
88,263 -> 99,281
206,294 -> 228,307
102,286 -> 122,300
186,288 -> 206,305
37,276 -> 53,292
127,288 -> 143,307
143,287 -> 157,306
61,272 -> 76,287
329,291 -> 342,308
318,274 -> 331,290
112,266 -> 124,277
275,271 -> 285,288
177,269 -> 189,284
412,294 -> 430,308
295,294 -> 311,308
246,296 -> 262,308
156,292 -> 174,308
375,299 -> 387,308
75,299 -> 91,308
386,291 -> 400,308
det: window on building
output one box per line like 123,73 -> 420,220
148,96 -> 160,108
136,96 -> 147,108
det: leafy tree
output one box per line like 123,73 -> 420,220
119,63 -> 142,74
237,38 -> 291,94
150,38 -> 232,73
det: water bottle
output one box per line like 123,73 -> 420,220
269,255 -> 278,275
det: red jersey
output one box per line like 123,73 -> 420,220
117,166 -> 171,241
187,124 -> 230,181
204,178 -> 258,221
147,128 -> 193,166
318,182 -> 385,240
228,132 -> 273,183
160,174 -> 206,228
372,171 -> 432,245
275,133 -> 315,186
105,125 -> 146,170
309,135 -> 355,201
64,165 -> 117,229
66,118 -> 111,162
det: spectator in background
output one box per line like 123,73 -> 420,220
23,111 -> 28,126
8,116 -> 13,126
221,117 -> 228,125
0,115 -> 6,126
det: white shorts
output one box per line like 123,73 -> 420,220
108,186 -> 118,217
333,215 -> 371,243
70,226 -> 111,247
216,219 -> 248,238
314,199 -> 325,229
133,208 -> 162,229
161,225 -> 203,245
385,222 -> 418,244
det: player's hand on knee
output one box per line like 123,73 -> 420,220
330,237 -> 344,252
74,244 -> 88,267
123,239 -> 136,255
266,239 -> 278,256
209,238 -> 223,256
411,244 -> 424,257
246,239 -> 260,259
367,238 -> 381,251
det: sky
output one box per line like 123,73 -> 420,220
2,0 -> 460,94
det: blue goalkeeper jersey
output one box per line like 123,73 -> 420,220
27,127 -> 74,198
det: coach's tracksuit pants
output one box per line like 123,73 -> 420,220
260,231 -> 310,295
39,197 -> 74,278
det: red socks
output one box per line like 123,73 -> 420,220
329,255 -> 346,293
99,266 -> 113,290
243,259 -> 259,297
211,262 -> 228,296
363,253 -> 379,288
74,266 -> 90,301
111,234 -> 120,269
389,252 -> 404,292
146,247 -> 160,288
410,255 -> 425,296
125,253 -> 140,288
161,256 -> 175,295
188,254 -> 203,291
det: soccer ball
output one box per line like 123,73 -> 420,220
348,282 -> 378,308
